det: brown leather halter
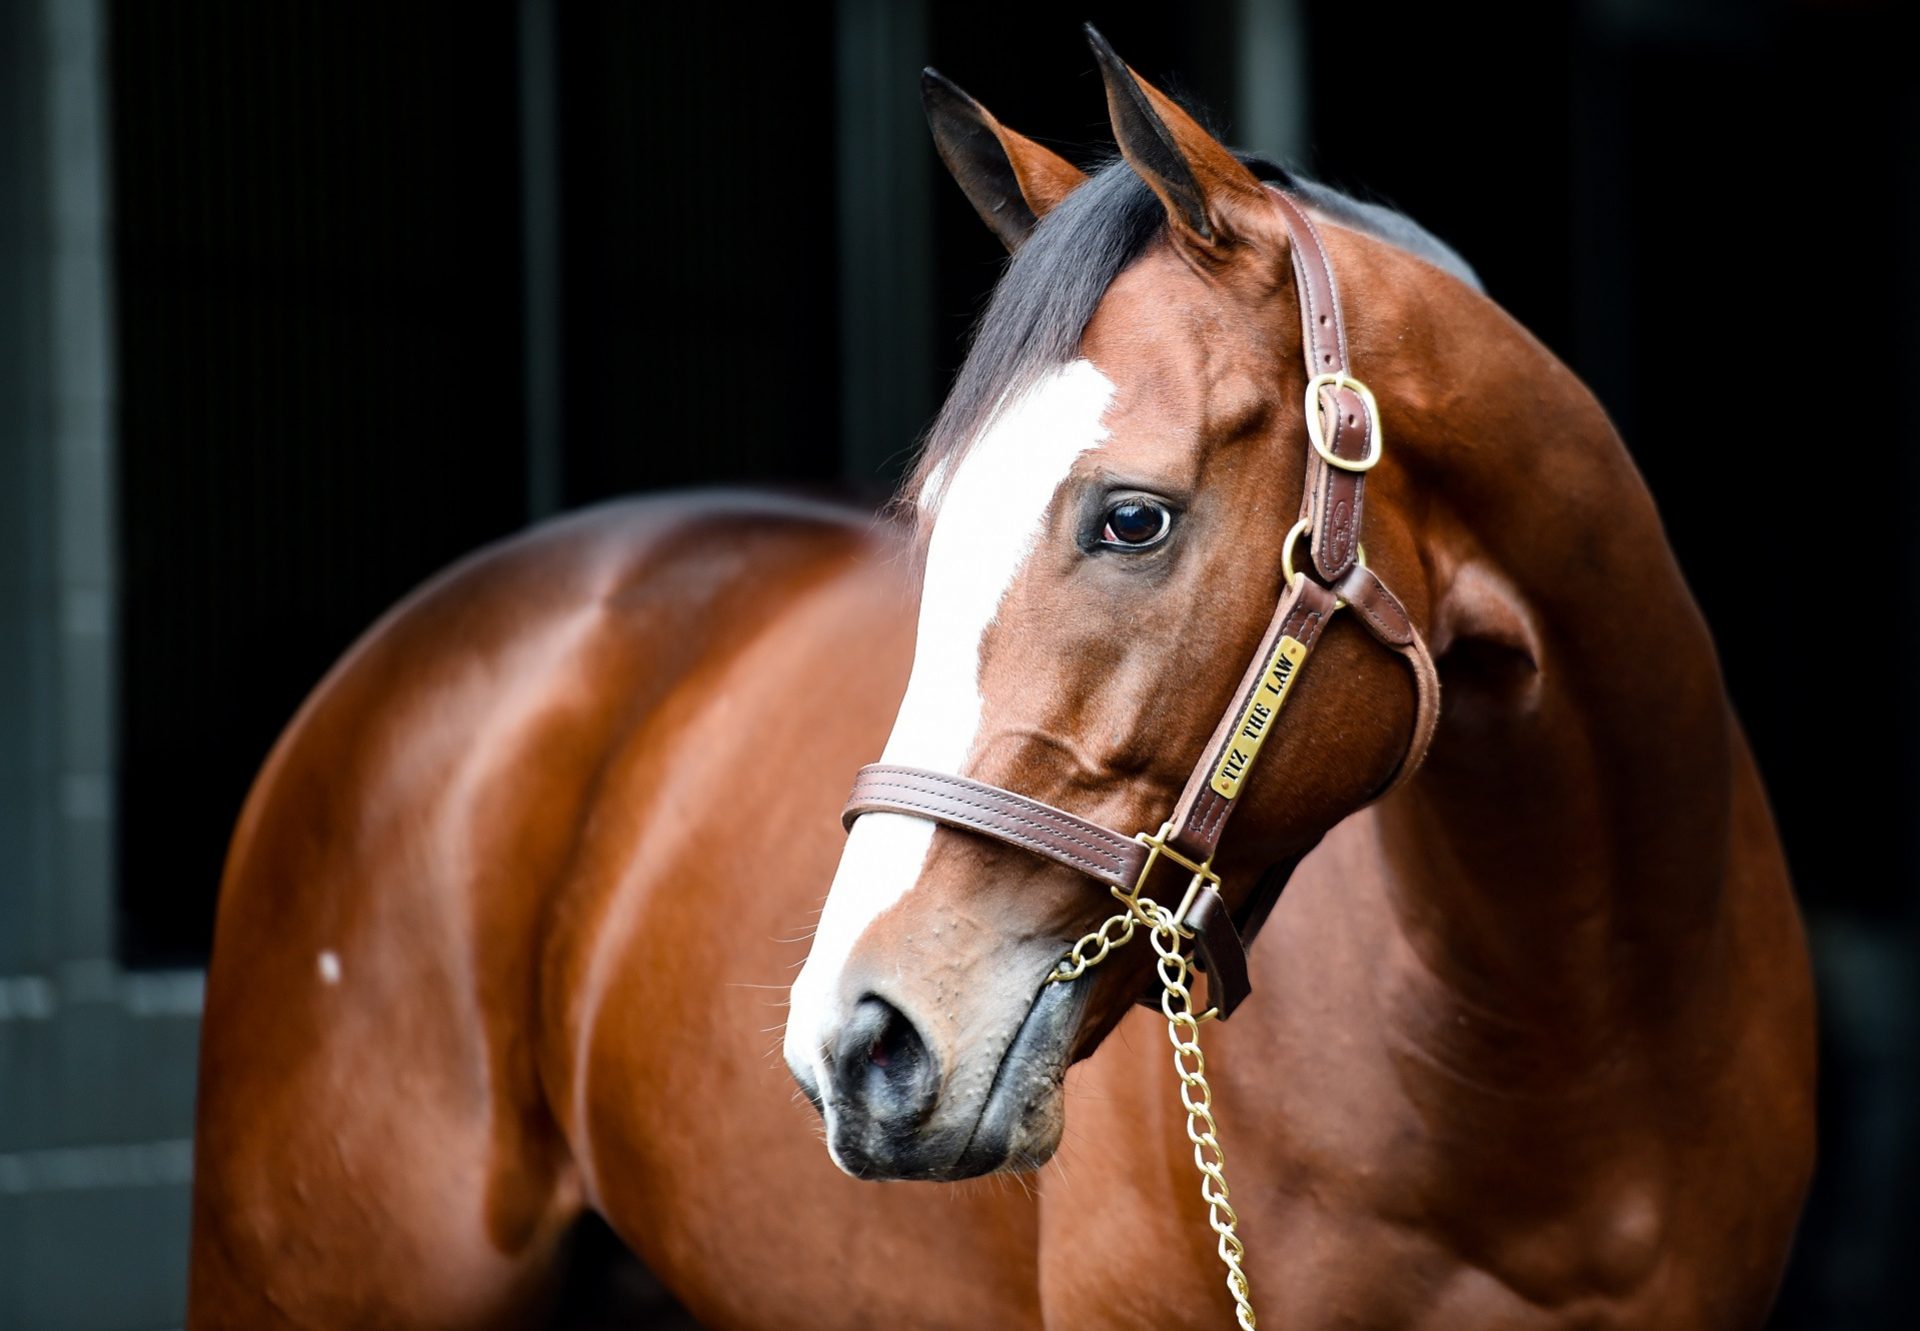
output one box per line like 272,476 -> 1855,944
842,189 -> 1441,1019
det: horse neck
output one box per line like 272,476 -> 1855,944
1365,267 -> 1735,1012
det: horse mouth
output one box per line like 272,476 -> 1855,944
943,972 -> 1090,1179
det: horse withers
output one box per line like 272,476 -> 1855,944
188,30 -> 1814,1330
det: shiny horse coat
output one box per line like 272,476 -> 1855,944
189,34 -> 1813,1331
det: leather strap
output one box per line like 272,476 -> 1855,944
844,765 -> 1148,892
837,189 -> 1435,1021
1180,886 -> 1250,1019
1164,576 -> 1339,866
1188,575 -> 1439,985
1271,190 -> 1374,583
1337,564 -> 1440,797
845,763 -> 1260,1018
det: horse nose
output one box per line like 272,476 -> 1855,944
827,994 -> 939,1134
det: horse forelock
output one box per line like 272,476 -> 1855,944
909,161 -> 1163,529
906,155 -> 1480,536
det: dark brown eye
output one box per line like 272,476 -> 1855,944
1100,498 -> 1172,549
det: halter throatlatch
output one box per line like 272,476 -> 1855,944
842,188 -> 1439,1019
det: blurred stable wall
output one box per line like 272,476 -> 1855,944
1,1 -> 1913,1328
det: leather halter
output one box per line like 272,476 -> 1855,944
841,188 -> 1440,1019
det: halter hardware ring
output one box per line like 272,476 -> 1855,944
1132,820 -> 1222,940
1281,517 -> 1367,601
1304,371 -> 1383,472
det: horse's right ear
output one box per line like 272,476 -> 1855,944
922,68 -> 1086,251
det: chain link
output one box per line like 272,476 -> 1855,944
1050,895 -> 1138,983
1049,886 -> 1257,1330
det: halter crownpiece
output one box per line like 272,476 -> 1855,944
842,187 -> 1440,1020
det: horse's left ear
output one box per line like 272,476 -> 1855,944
1085,24 -> 1270,251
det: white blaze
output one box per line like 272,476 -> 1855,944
785,360 -> 1114,1082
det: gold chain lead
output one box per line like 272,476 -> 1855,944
1050,888 -> 1257,1330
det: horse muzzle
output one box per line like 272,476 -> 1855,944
793,972 -> 1089,1181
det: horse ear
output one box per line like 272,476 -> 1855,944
1084,25 -> 1268,248
923,68 -> 1087,251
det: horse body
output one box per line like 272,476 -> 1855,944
189,35 -> 1813,1331
189,487 -> 1808,1329
189,494 -> 1057,1328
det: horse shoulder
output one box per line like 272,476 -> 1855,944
192,492 -> 890,1326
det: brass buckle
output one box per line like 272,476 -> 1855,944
1132,821 -> 1223,940
1304,371 -> 1383,472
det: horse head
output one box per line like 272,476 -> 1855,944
787,32 -> 1439,1182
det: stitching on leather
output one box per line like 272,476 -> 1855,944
1355,596 -> 1395,638
1200,790 -> 1227,836
1278,193 -> 1334,370
1373,640 -> 1441,795
1291,601 -> 1326,648
871,771 -> 1130,860
1292,204 -> 1349,366
845,792 -> 1126,879
850,772 -> 1133,873
1290,197 -> 1363,579
1314,392 -> 1366,575
1318,409 -> 1352,566
1286,200 -> 1327,363
1191,601 -> 1300,844
1347,576 -> 1405,642
1190,594 -> 1325,844
852,777 -> 1103,851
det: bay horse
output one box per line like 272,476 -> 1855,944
187,31 -> 1815,1330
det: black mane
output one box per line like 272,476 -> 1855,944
910,155 -> 1479,507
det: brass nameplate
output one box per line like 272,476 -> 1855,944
1209,635 -> 1308,799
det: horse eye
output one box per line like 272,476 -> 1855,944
1099,499 -> 1172,549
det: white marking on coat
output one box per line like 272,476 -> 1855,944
785,360 -> 1115,1097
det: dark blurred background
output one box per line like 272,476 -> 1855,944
1,0 -> 1912,1326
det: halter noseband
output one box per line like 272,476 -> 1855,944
840,188 -> 1440,1019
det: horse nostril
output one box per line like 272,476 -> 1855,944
867,1007 -> 912,1068
832,994 -> 937,1127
